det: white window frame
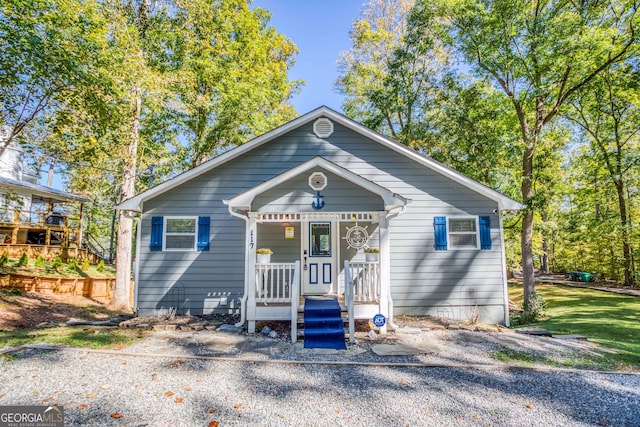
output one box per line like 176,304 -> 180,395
163,216 -> 198,251
446,216 -> 480,250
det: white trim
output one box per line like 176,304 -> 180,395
225,156 -> 408,211
499,214 -> 510,326
446,216 -> 481,250
308,171 -> 328,191
252,212 -> 381,222
163,216 -> 198,251
117,106 -> 522,212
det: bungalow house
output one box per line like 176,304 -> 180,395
118,107 -> 522,342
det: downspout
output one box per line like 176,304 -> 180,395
225,202 -> 250,328
498,204 -> 511,327
384,204 -> 407,331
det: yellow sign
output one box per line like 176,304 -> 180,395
285,226 -> 295,239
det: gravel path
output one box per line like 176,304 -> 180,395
1,344 -> 639,426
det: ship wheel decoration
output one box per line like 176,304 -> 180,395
343,223 -> 370,250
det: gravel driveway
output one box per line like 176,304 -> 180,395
1,329 -> 639,426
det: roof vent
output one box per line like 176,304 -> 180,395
308,171 -> 328,191
313,118 -> 334,138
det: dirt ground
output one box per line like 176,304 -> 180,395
0,289 -> 117,330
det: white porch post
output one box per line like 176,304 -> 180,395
378,214 -> 390,334
247,214 -> 257,333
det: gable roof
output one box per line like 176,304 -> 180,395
0,176 -> 90,203
224,156 -> 409,211
118,106 -> 522,212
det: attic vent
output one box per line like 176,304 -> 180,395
308,171 -> 328,191
313,118 -> 334,138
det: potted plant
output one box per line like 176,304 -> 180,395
364,247 -> 379,262
256,248 -> 273,264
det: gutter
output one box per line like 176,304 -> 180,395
224,201 -> 250,328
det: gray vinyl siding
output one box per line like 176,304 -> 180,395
136,118 -> 507,323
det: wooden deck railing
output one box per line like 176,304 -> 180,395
348,261 -> 381,302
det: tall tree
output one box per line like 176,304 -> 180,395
566,65 -> 640,285
417,0 -> 639,310
0,0 -> 107,154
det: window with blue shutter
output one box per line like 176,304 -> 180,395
434,216 -> 447,250
479,216 -> 492,250
150,216 -> 163,251
197,216 -> 210,251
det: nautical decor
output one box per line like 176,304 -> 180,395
311,191 -> 325,209
343,223 -> 370,250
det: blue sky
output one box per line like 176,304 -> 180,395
252,0 -> 365,114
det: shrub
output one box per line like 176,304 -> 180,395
511,292 -> 548,325
52,256 -> 62,270
0,250 -> 8,267
97,260 -> 105,272
35,255 -> 45,268
256,248 -> 273,255
82,258 -> 90,271
68,257 -> 77,270
18,251 -> 29,267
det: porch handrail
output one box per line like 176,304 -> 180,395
348,261 -> 381,302
344,260 -> 355,343
255,262 -> 297,304
290,260 -> 300,343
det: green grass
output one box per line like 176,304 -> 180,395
0,257 -> 115,279
509,283 -> 640,370
0,327 -> 145,350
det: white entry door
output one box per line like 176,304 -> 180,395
302,221 -> 336,294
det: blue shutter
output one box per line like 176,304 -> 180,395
434,216 -> 447,250
150,216 -> 163,251
479,216 -> 492,250
197,216 -> 210,251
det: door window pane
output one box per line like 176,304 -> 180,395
310,223 -> 331,256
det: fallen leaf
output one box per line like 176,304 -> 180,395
87,393 -> 97,399
165,391 -> 175,397
196,379 -> 203,383
77,404 -> 87,410
42,397 -> 53,403
526,403 -> 533,409
184,387 -> 192,391
0,394 -> 6,399
100,385 -> 110,390
111,413 -> 122,419
135,384 -> 142,388
473,414 -> 481,419
32,390 -> 40,395
208,409 -> 217,414
175,397 -> 184,403
336,409 -> 341,414
151,373 -> 158,381
455,416 -> 461,421
233,403 -> 242,409
208,422 -> 220,427
122,361 -> 127,365
335,392 -> 341,397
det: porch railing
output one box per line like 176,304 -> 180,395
347,261 -> 381,302
344,260 -> 355,343
255,262 -> 298,304
290,261 -> 300,343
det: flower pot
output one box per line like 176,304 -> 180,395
257,254 -> 271,264
365,253 -> 378,262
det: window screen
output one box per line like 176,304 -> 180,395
165,217 -> 196,250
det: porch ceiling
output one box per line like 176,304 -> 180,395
223,156 -> 408,212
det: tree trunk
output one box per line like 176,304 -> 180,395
521,138 -> 536,312
110,86 -> 141,311
540,213 -> 549,274
615,180 -> 633,286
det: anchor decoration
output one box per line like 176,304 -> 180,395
311,191 -> 325,210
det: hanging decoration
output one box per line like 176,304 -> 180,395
343,223 -> 370,249
311,191 -> 325,209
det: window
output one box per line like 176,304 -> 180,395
149,216 -> 210,252
165,217 -> 197,250
434,216 -> 491,250
448,218 -> 478,249
310,222 -> 331,256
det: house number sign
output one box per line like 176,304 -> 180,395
343,224 -> 370,250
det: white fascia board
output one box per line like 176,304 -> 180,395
117,107 -> 333,211
118,105 -> 522,212
225,156 -> 408,211
318,109 -> 524,211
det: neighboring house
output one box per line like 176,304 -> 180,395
0,135 -> 93,260
118,107 -> 522,340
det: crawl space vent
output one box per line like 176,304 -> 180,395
313,118 -> 334,138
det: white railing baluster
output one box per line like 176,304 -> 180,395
255,262 -> 298,304
347,261 -> 380,303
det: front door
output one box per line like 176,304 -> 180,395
302,221 -> 336,294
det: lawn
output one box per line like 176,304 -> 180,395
0,257 -> 115,279
509,283 -> 640,369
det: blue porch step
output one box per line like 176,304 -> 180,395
303,297 -> 347,350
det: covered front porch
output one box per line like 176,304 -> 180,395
247,211 -> 389,342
